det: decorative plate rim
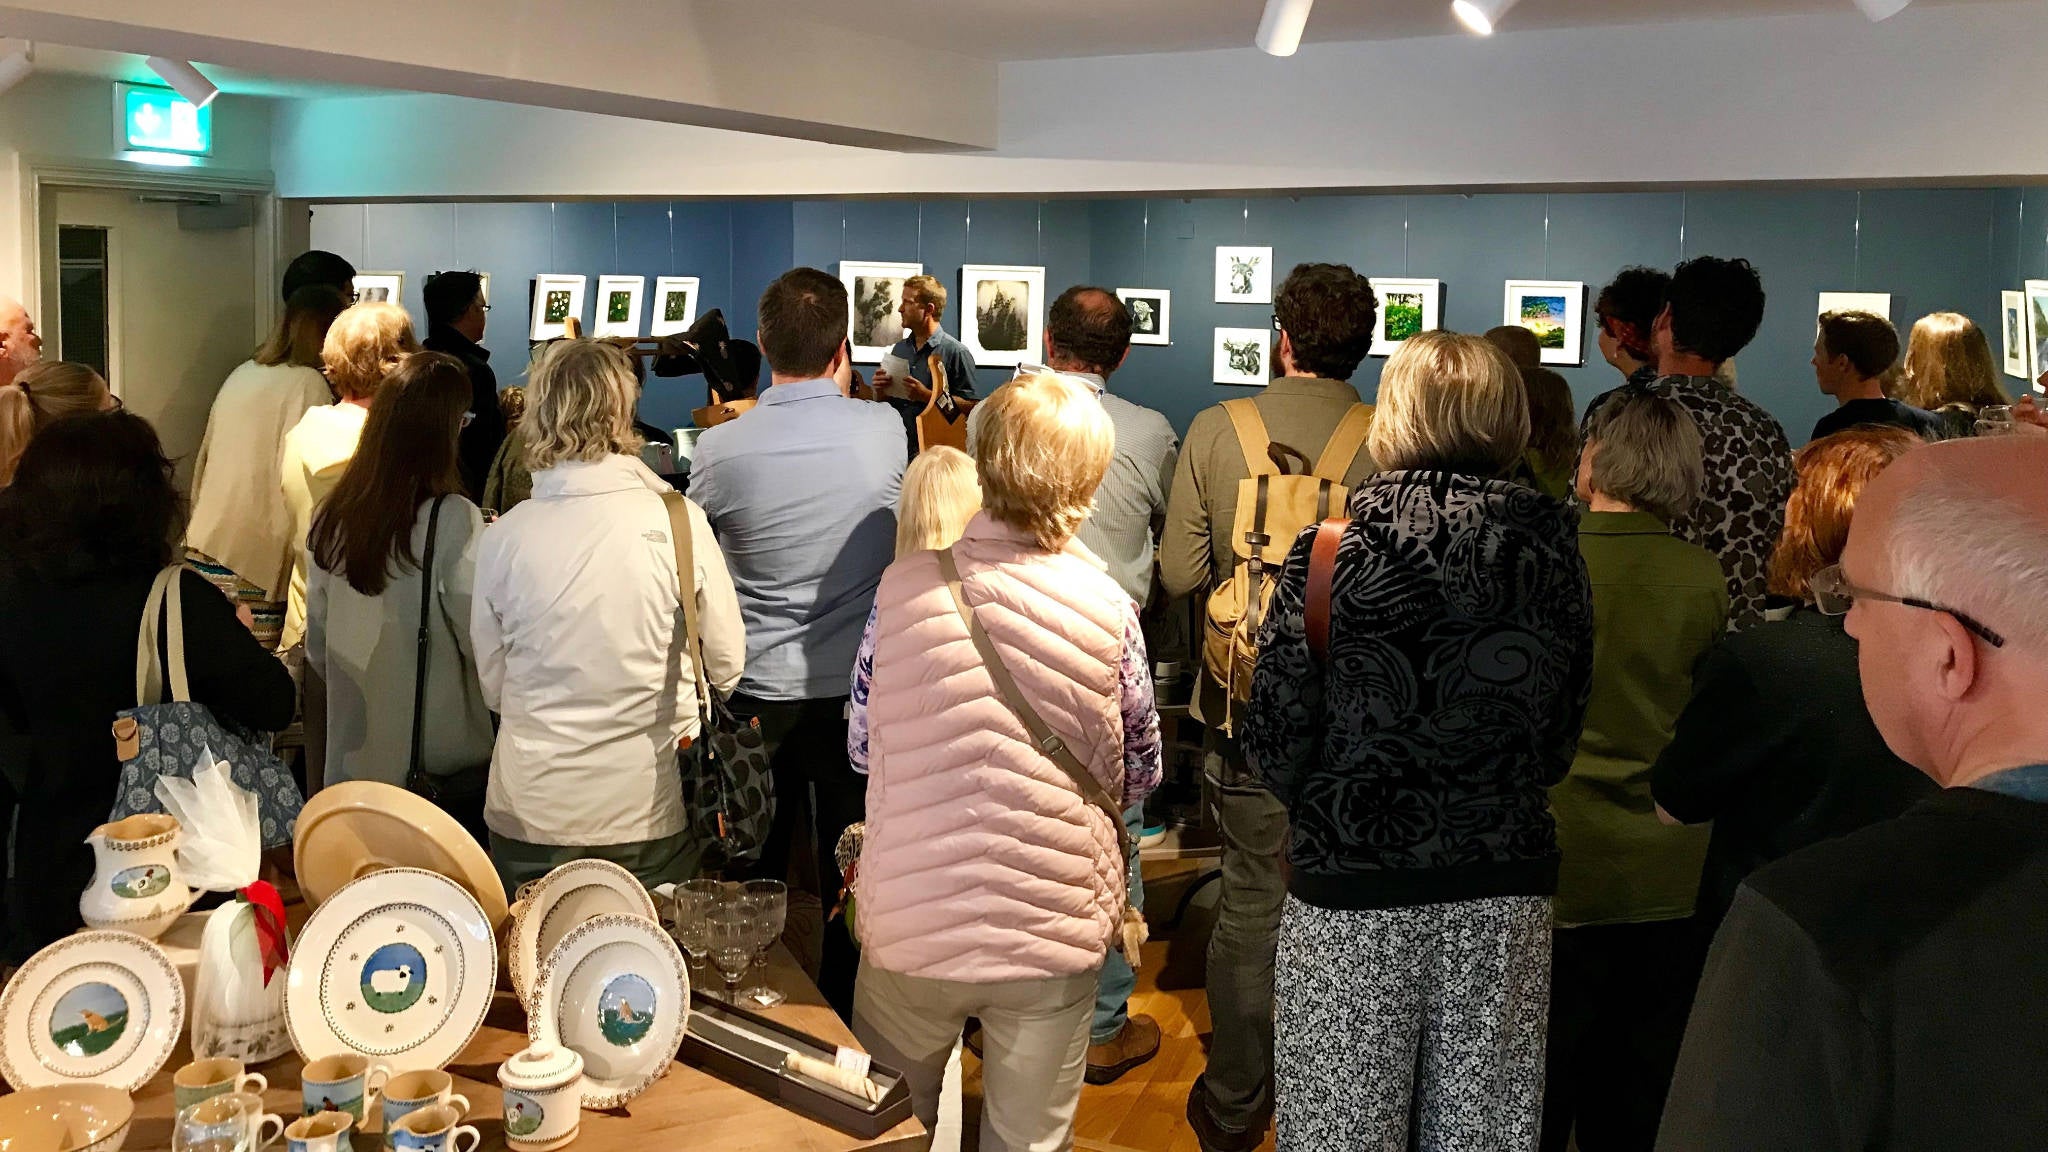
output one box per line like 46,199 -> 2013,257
0,929 -> 185,1092
284,866 -> 497,1074
527,913 -> 689,1110
292,782 -> 509,932
510,859 -> 657,1007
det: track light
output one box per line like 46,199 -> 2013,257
0,40 -> 31,96
1851,0 -> 1912,19
145,56 -> 217,109
1256,0 -> 1315,56
1452,0 -> 1519,35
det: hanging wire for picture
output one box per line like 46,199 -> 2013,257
1037,201 -> 1044,266
612,203 -> 620,270
667,202 -> 675,272
1852,191 -> 1863,289
916,203 -> 924,263
549,202 -> 557,269
1678,193 -> 1689,262
1543,194 -> 1552,279
1402,197 -> 1411,276
1141,202 -> 1150,284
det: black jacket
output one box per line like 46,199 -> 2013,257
424,325 -> 506,502
1242,471 -> 1595,910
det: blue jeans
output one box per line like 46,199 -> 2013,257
1091,803 -> 1145,1044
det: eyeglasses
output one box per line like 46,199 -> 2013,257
1010,362 -> 1104,394
1271,313 -> 1283,332
1810,564 -> 2005,648
460,411 -> 476,429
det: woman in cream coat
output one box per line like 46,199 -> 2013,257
471,339 -> 745,890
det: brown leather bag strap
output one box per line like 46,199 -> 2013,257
1223,398 -> 1278,477
661,491 -> 713,713
1311,404 -> 1374,482
1306,518 -> 1349,664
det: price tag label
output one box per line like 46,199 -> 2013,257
834,1046 -> 872,1080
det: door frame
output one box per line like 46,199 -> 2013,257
25,158 -> 278,397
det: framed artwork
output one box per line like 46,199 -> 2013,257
1818,291 -> 1892,321
1502,280 -> 1586,366
1215,247 -> 1273,304
593,275 -> 646,338
840,261 -> 923,363
1368,278 -> 1442,357
2025,280 -> 2048,387
528,274 -> 586,341
2002,290 -> 2027,379
352,272 -> 403,306
959,264 -> 1045,368
1213,327 -> 1272,387
649,276 -> 700,337
1116,288 -> 1171,346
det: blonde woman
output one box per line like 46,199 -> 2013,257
0,361 -> 113,488
1897,312 -> 2008,439
279,302 -> 420,650
894,445 -> 981,557
1242,331 -> 1594,1151
470,339 -> 744,890
848,372 -> 1161,1150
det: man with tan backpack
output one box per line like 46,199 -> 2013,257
1160,262 -> 1380,1152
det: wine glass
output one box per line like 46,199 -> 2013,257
706,902 -> 756,1004
668,878 -> 722,980
739,879 -> 788,1008
1977,405 -> 2017,436
175,1093 -> 279,1152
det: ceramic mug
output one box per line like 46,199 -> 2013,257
284,1111 -> 354,1152
301,1054 -> 392,1122
389,1104 -> 479,1152
174,1056 -> 270,1112
378,1070 -> 469,1134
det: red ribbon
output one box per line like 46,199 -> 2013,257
238,881 -> 289,986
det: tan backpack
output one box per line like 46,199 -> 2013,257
1202,398 -> 1373,732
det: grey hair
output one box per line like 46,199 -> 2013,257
1887,474 -> 2048,652
1584,389 -> 1705,523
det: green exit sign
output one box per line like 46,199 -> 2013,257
117,83 -> 211,156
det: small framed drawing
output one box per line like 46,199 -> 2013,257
593,275 -> 646,338
1215,247 -> 1273,305
2025,281 -> 2048,386
960,264 -> 1045,368
2002,290 -> 2028,379
1818,291 -> 1891,321
529,274 -> 586,341
1369,278 -> 1442,357
1214,327 -> 1272,387
649,276 -> 700,338
841,261 -> 923,363
1116,289 -> 1171,346
1502,280 -> 1586,366
352,272 -> 403,306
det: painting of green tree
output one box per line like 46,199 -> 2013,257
1384,293 -> 1425,343
1519,295 -> 1570,350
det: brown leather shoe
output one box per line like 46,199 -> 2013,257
1085,1013 -> 1161,1085
1186,1076 -> 1267,1152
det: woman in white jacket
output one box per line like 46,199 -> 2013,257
471,339 -> 745,890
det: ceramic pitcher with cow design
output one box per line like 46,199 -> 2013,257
79,812 -> 192,940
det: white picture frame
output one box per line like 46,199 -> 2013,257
1368,278 -> 1442,357
959,264 -> 1045,368
2003,289 -> 2028,380
2025,280 -> 2048,389
352,272 -> 403,307
1215,246 -> 1273,304
528,274 -> 586,342
1213,326 -> 1272,387
841,261 -> 923,363
1817,291 -> 1892,321
593,275 -> 646,338
649,276 -> 700,338
1116,288 -> 1171,346
1502,280 -> 1586,367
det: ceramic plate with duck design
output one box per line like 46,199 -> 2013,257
529,914 -> 689,1109
0,930 -> 184,1091
285,867 -> 496,1073
509,859 -> 659,1009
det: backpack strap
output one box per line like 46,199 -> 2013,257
1306,517 -> 1350,664
1223,399 -> 1278,477
1311,404 -> 1374,482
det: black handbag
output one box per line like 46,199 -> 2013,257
407,496 -> 490,839
661,491 -> 774,869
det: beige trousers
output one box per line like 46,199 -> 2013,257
853,961 -> 1099,1152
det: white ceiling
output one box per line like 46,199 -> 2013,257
721,0 -> 2013,60
28,44 -> 384,99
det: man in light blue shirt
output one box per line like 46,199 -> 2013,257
688,266 -> 905,1016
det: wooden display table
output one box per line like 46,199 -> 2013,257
123,945 -> 923,1151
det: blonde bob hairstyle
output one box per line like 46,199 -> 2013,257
975,372 -> 1113,551
321,302 -> 420,401
1898,311 -> 2007,413
1369,330 -> 1530,476
523,339 -> 644,472
896,445 -> 981,558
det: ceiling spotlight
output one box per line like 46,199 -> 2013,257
1256,0 -> 1315,56
0,40 -> 31,97
1851,0 -> 1912,19
145,56 -> 218,109
1452,0 -> 1520,35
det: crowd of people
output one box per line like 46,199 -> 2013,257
0,242 -> 2044,1152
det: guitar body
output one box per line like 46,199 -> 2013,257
916,351 -> 975,454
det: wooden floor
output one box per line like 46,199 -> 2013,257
957,864 -> 1278,1152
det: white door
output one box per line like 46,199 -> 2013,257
40,185 -> 260,488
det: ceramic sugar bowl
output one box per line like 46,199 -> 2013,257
497,1044 -> 583,1152
79,814 -> 192,941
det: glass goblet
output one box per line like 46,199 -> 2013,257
739,879 -> 788,1008
669,878 -> 722,980
706,903 -> 756,1004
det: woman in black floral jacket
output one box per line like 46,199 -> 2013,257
1243,330 -> 1595,1152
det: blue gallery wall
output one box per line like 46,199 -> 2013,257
310,187 -> 2045,444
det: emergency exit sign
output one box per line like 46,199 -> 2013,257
117,83 -> 212,156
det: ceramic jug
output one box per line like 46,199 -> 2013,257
79,813 -> 192,940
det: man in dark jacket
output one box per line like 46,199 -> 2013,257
422,271 -> 504,501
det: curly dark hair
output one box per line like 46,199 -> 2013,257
0,411 -> 184,583
1594,267 -> 1671,362
1666,257 -> 1765,365
1045,286 -> 1132,376
1274,263 -> 1378,381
